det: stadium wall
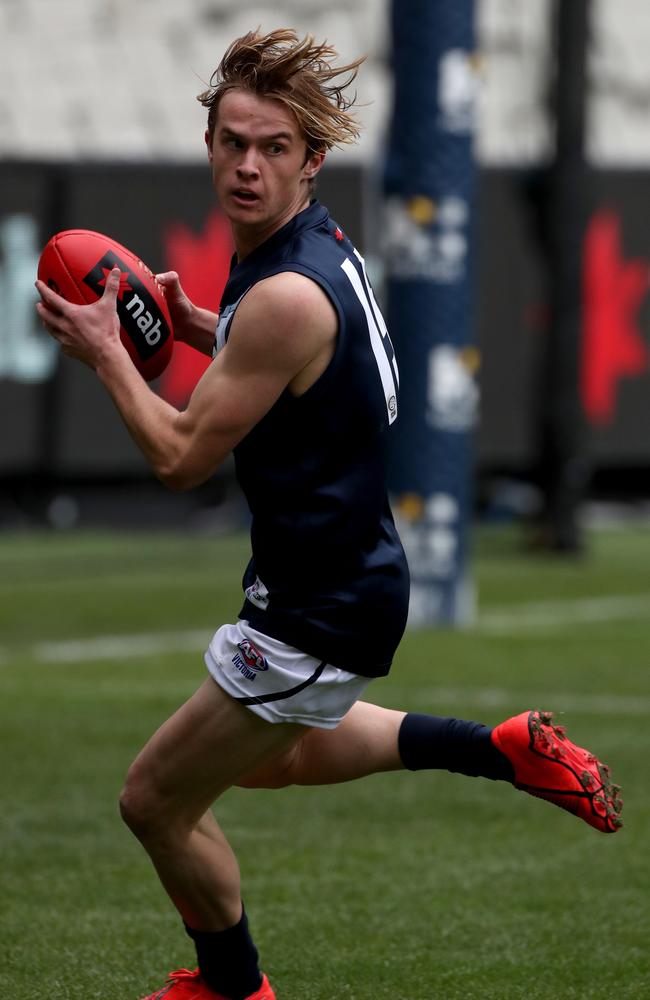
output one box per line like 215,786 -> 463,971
0,159 -> 649,521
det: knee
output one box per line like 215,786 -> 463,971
119,766 -> 173,845
118,776 -> 153,841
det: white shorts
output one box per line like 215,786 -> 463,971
204,621 -> 370,729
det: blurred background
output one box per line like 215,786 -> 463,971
1,0 -> 649,571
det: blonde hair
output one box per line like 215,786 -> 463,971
198,28 -> 365,154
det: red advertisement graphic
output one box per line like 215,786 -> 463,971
582,210 -> 649,425
159,210 -> 233,406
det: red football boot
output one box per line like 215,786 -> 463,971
491,709 -> 623,833
140,968 -> 276,1000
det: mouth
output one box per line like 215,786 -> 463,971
231,188 -> 260,206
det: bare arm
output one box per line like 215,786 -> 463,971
35,267 -> 337,491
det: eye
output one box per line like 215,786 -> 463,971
267,143 -> 285,155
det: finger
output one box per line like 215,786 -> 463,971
34,278 -> 68,314
35,300 -> 66,329
155,271 -> 179,286
101,266 -> 122,302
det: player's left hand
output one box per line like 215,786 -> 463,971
35,266 -> 123,369
155,270 -> 196,342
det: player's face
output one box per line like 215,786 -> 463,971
206,89 -> 324,251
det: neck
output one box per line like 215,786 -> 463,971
232,195 -> 311,261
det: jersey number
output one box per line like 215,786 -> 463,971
341,251 -> 399,424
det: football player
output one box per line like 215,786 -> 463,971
36,29 -> 622,1000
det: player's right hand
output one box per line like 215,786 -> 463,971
36,267 -> 123,370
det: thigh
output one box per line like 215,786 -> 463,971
126,677 -> 305,825
238,700 -> 405,788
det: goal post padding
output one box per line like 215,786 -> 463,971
384,0 -> 478,625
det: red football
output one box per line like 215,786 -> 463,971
38,229 -> 174,381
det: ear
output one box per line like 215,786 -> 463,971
303,150 -> 325,182
205,130 -> 213,163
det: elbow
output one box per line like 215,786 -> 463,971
157,471 -> 193,493
152,423 -> 226,492
156,466 -> 199,493
154,456 -> 215,493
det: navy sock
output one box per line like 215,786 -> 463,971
398,713 -> 515,782
185,907 -> 262,1000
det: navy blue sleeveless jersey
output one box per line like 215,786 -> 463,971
215,200 -> 409,677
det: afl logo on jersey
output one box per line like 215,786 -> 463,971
237,639 -> 269,671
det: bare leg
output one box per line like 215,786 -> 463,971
238,701 -> 407,788
119,678 -> 304,930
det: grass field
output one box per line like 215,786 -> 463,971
1,524 -> 649,999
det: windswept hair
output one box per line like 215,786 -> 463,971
198,28 -> 365,153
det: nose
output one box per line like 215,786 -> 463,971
236,146 -> 260,179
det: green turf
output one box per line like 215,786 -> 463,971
1,525 -> 649,998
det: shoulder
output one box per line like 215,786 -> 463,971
246,270 -> 334,318
228,271 -> 337,362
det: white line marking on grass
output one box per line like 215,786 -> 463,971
3,592 -> 648,667
34,629 -> 211,663
4,625 -> 648,716
477,593 -> 650,633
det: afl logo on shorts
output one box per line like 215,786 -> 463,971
237,639 -> 269,671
